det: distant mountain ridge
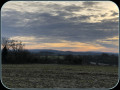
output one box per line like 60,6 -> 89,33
28,49 -> 118,56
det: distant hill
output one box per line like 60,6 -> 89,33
28,49 -> 118,56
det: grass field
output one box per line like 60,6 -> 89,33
2,64 -> 118,88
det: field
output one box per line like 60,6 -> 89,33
2,64 -> 118,88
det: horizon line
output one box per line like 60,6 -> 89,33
26,49 -> 119,54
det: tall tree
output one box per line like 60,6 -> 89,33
9,40 -> 25,52
2,37 -> 10,63
2,37 -> 25,51
2,37 -> 10,50
2,46 -> 8,63
2,37 -> 25,63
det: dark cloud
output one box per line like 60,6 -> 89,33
69,15 -> 91,21
2,10 -> 22,26
64,5 -> 83,12
86,8 -> 101,11
2,10 -> 118,44
111,11 -> 118,16
46,3 -> 63,10
1,2 -> 119,50
97,43 -> 118,48
46,3 -> 83,12
56,10 -> 73,17
82,1 -> 99,7
100,13 -> 107,17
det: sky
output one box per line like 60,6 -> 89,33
1,1 -> 119,53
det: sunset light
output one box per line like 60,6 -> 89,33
1,1 -> 119,53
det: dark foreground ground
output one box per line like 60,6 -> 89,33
2,64 -> 118,88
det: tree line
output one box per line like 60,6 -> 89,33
2,37 -> 118,65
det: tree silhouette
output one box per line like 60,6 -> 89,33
2,46 -> 8,63
2,37 -> 25,64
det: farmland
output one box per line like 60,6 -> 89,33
2,64 -> 118,88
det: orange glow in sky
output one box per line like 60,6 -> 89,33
2,1 -> 119,53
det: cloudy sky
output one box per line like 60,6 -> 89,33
1,1 -> 119,52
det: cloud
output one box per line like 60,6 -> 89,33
111,11 -> 119,16
68,15 -> 91,21
2,10 -> 118,43
82,1 -> 99,7
25,40 -> 106,51
10,36 -> 36,41
64,5 -> 83,12
100,13 -> 108,17
1,1 -> 119,52
96,36 -> 119,47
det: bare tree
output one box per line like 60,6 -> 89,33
2,37 -> 25,51
2,37 -> 10,50
9,40 -> 25,51
2,37 -> 10,63
2,37 -> 25,64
